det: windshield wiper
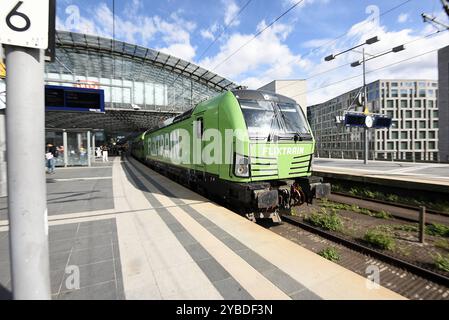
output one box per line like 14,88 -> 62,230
267,112 -> 278,142
277,110 -> 312,141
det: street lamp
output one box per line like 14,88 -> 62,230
324,36 -> 379,164
325,36 -> 406,165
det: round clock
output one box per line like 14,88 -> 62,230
365,115 -> 373,128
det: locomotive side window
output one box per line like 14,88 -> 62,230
196,117 -> 204,139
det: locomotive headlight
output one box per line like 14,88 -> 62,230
234,153 -> 250,178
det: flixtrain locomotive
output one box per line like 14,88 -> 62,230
131,89 -> 329,222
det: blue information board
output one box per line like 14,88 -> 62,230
45,85 -> 105,113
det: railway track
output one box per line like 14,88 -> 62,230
269,214 -> 449,300
328,192 -> 449,225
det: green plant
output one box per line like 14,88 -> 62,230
386,194 -> 399,202
372,210 -> 392,219
392,224 -> 418,232
364,229 -> 396,250
319,247 -> 340,262
426,223 -> 449,237
435,239 -> 449,251
305,212 -> 343,232
433,253 -> 449,272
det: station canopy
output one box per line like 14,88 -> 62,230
44,31 -> 240,133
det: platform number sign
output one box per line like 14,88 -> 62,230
0,0 -> 49,49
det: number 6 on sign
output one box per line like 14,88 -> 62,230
0,0 -> 49,49
6,1 -> 31,32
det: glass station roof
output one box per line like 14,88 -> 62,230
44,31 -> 240,133
48,31 -> 239,92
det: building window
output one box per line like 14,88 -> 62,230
401,142 -> 408,149
429,131 -> 436,139
405,110 -> 412,118
419,121 -> 426,128
400,100 -> 408,108
415,142 -> 422,149
392,131 -> 399,139
419,131 -> 426,139
386,100 -> 394,108
428,100 -> 434,108
391,82 -> 398,87
433,110 -> 438,118
391,89 -> 398,97
387,110 -> 394,118
419,89 -> 426,97
387,142 -> 394,150
433,120 -> 438,128
405,121 -> 413,129
401,132 -> 408,139
400,89 -> 408,97
415,110 -> 422,118
427,90 -> 434,97
429,141 -> 436,149
414,100 -> 422,108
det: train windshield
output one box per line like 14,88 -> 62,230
239,99 -> 280,139
277,103 -> 310,135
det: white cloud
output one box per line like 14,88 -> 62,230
303,11 -> 449,105
200,22 -> 219,41
223,0 -> 240,27
397,13 -> 409,23
56,2 -> 197,62
283,0 -> 330,10
198,20 -> 307,88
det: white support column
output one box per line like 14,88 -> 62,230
5,46 -> 50,299
63,130 -> 68,167
87,130 -> 91,167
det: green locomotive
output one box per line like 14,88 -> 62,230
131,89 -> 329,222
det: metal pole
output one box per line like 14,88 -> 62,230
87,130 -> 91,167
0,109 -> 6,197
419,206 -> 426,243
5,46 -> 50,299
92,132 -> 96,163
363,48 -> 369,165
63,130 -> 68,167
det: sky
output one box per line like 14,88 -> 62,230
55,0 -> 449,105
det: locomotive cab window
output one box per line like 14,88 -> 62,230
277,103 -> 310,135
239,99 -> 279,139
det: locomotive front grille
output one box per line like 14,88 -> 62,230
289,154 -> 312,176
250,156 -> 278,178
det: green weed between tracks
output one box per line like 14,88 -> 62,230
364,229 -> 396,250
318,247 -> 340,262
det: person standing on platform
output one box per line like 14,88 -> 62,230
45,143 -> 58,174
102,145 -> 109,162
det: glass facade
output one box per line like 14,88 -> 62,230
308,79 -> 439,162
44,31 -> 238,114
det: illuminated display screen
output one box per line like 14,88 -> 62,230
45,85 -> 104,112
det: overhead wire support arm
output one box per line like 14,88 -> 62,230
421,13 -> 449,30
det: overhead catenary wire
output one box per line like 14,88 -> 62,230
210,0 -> 306,72
301,0 -> 414,59
290,48 -> 440,100
165,0 -> 253,108
277,28 -> 447,93
197,0 -> 254,62
275,0 -> 416,92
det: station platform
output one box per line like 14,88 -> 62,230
313,158 -> 449,193
0,157 -> 404,300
